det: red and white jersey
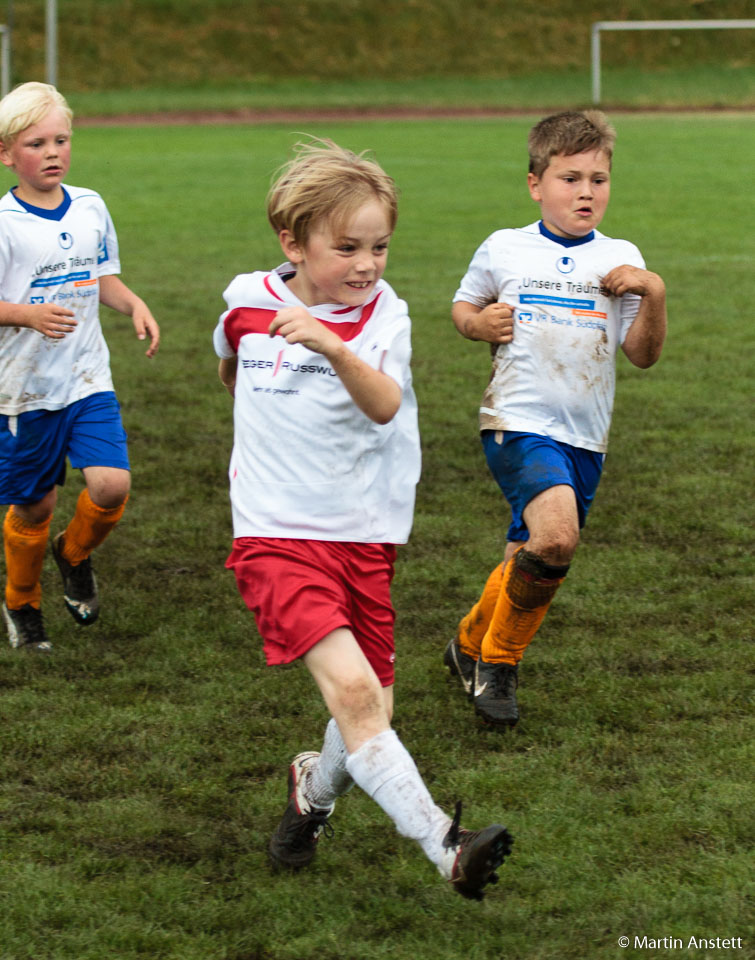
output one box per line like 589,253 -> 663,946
214,264 -> 421,543
454,221 -> 645,453
0,185 -> 121,415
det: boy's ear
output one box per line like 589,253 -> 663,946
527,172 -> 542,203
278,229 -> 304,264
0,141 -> 15,170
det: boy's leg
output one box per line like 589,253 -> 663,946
2,494 -> 56,651
3,493 -> 56,610
444,562 -> 503,695
270,630 -> 392,870
52,467 -> 129,625
475,485 -> 576,727
232,538 -> 511,894
271,715 -> 357,866
304,717 -> 355,808
1,407 -> 61,613
49,392 -> 131,624
1,405 -> 69,649
345,726 -> 511,898
59,466 -> 130,563
458,563 -> 504,658
300,630 -> 511,897
304,628 -> 392,752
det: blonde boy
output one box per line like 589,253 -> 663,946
0,82 -> 159,651
214,138 -> 512,898
445,111 -> 667,727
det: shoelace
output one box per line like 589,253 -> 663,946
443,801 -> 464,849
16,606 -> 47,646
490,665 -> 518,697
282,810 -> 334,850
444,801 -> 504,854
67,558 -> 94,598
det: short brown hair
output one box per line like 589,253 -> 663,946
267,137 -> 398,247
528,110 -> 616,178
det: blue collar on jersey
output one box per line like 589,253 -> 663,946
538,220 -> 595,247
11,186 -> 72,221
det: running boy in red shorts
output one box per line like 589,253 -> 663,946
214,138 -> 512,899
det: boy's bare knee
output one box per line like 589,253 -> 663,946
529,528 -> 578,566
85,468 -> 131,509
335,677 -> 385,726
542,534 -> 578,565
12,489 -> 57,525
90,487 -> 129,510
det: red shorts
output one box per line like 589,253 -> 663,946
226,538 -> 398,686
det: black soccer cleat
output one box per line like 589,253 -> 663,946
2,602 -> 52,652
51,532 -> 99,626
473,660 -> 520,728
268,752 -> 335,870
443,637 -> 477,699
443,801 -> 513,901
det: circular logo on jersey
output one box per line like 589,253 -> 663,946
58,232 -> 74,249
556,255 -> 575,274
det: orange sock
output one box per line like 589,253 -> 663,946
480,547 -> 568,666
60,489 -> 127,565
457,562 -> 503,659
3,507 -> 52,609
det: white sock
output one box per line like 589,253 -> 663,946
345,728 -> 451,871
304,718 -> 354,809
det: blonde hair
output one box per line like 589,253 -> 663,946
0,82 -> 73,146
528,110 -> 616,178
267,137 -> 398,247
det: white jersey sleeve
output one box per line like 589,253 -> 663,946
454,237 -> 500,307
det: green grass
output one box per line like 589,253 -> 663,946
0,113 -> 753,959
64,67 -> 755,118
11,0 -> 755,96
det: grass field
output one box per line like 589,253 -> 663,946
10,0 -> 755,97
0,112 -> 753,959
64,67 -> 755,118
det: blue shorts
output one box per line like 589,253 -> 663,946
481,430 -> 604,543
0,392 -> 129,505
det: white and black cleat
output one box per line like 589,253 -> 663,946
3,602 -> 53,652
51,533 -> 100,626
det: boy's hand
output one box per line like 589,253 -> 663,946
132,302 -> 160,358
269,306 -> 340,356
269,306 -> 401,424
454,301 -> 515,344
28,303 -> 77,339
218,357 -> 237,397
612,265 -> 668,369
601,265 -> 665,300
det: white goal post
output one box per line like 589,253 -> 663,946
591,19 -> 755,104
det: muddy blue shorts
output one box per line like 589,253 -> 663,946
0,391 -> 129,505
482,430 -> 604,543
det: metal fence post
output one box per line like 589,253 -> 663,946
46,0 -> 57,87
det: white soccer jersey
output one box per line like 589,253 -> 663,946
0,184 -> 120,415
214,265 -> 421,543
454,220 -> 645,453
